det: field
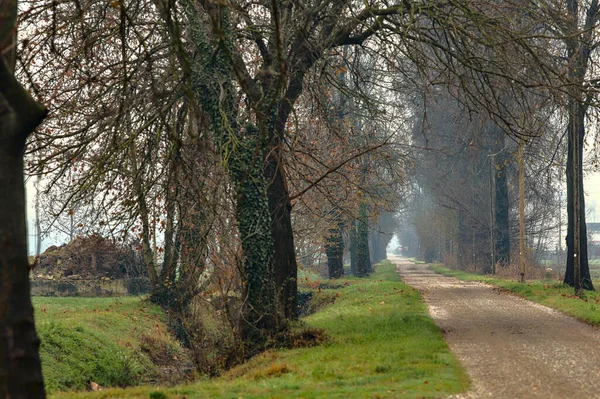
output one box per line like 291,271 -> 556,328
39,260 -> 469,398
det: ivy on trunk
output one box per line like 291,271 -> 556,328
356,202 -> 371,277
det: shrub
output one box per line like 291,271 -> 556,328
127,277 -> 152,295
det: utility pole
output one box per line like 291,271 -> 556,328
518,139 -> 526,283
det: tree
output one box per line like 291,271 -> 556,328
561,0 -> 599,291
173,0 -> 280,335
408,86 -> 562,273
0,1 -> 46,396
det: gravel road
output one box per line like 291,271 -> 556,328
391,256 -> 600,399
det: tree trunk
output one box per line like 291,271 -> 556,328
457,209 -> 468,269
160,183 -> 179,286
0,16 -> 47,395
369,230 -> 389,265
160,105 -> 184,286
564,101 -> 594,290
0,136 -> 46,398
518,140 -> 526,283
349,219 -> 357,275
493,132 -> 510,266
266,154 -> 298,319
34,175 -> 42,258
178,201 -> 208,305
130,140 -> 158,287
356,202 -> 371,276
231,134 -> 279,333
369,231 -> 379,265
325,211 -> 344,279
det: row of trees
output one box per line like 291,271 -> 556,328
405,90 -> 563,275
2,0 -> 600,396
402,0 -> 600,292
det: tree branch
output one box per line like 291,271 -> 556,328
327,3 -> 411,47
290,141 -> 389,201
0,57 -> 47,141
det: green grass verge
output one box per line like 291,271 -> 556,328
429,264 -> 600,326
34,296 -> 182,393
51,260 -> 469,399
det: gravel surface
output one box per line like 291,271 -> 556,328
391,256 -> 600,399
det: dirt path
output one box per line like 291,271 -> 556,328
391,256 -> 600,399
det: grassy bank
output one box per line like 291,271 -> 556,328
430,264 -> 600,326
50,260 -> 469,399
34,296 -> 185,393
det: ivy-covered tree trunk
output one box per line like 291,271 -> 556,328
181,0 -> 280,333
0,6 -> 47,395
325,211 -> 344,279
356,202 -> 371,276
232,138 -> 278,331
369,232 -> 379,265
349,219 -> 357,275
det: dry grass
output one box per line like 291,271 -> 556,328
493,261 -> 558,281
249,362 -> 292,380
442,253 -> 560,281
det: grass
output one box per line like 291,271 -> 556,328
430,264 -> 600,326
49,260 -> 469,399
34,296 -> 184,393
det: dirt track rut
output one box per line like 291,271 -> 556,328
392,256 -> 600,399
